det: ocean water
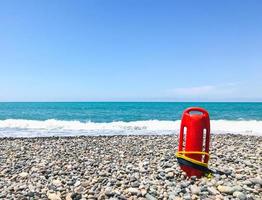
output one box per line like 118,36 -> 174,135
0,102 -> 261,137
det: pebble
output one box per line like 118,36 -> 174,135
168,192 -> 177,199
236,174 -> 244,179
26,192 -> 35,197
232,185 -> 242,192
141,188 -> 147,196
183,194 -> 191,200
166,172 -> 174,178
145,193 -> 157,200
52,179 -> 62,187
242,180 -> 252,186
81,181 -> 89,188
104,187 -> 114,196
19,172 -> 28,178
47,192 -> 61,200
250,177 -> 262,185
65,193 -> 72,200
71,193 -> 82,200
233,191 -> 247,200
74,181 -> 81,187
131,181 -> 140,187
207,187 -> 219,195
0,135 -> 261,200
190,185 -> 200,194
217,185 -> 235,194
128,187 -> 140,195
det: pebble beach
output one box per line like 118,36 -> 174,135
0,134 -> 261,200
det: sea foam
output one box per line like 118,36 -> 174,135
0,119 -> 261,137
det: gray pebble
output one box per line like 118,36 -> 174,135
233,191 -> 247,200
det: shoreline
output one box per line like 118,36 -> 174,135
0,134 -> 261,199
1,119 -> 262,138
1,131 -> 262,139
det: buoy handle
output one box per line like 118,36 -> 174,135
184,107 -> 209,117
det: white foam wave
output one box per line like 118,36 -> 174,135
0,119 -> 261,137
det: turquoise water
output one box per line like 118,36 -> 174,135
0,102 -> 261,137
0,102 -> 261,122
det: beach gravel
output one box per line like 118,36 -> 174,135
0,134 -> 261,199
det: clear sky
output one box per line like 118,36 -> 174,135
0,0 -> 261,102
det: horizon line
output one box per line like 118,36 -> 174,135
0,101 -> 261,103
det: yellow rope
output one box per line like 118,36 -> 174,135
176,151 -> 209,168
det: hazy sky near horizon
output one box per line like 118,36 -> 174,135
0,0 -> 261,101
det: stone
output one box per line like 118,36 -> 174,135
52,179 -> 62,187
235,174 -> 244,180
81,181 -> 89,187
233,191 -> 246,200
191,194 -> 198,200
1,134 -> 262,200
141,188 -> 147,196
47,192 -> 61,200
207,187 -> 219,195
166,172 -> 174,178
118,195 -> 127,200
217,185 -> 234,194
104,187 -> 114,196
131,181 -> 140,187
128,187 -> 140,195
87,194 -> 95,199
242,180 -> 252,186
74,181 -> 81,187
183,194 -> 191,200
168,192 -> 177,200
19,172 -> 29,178
232,185 -> 242,192
250,177 -> 262,185
65,193 -> 72,200
145,193 -> 157,200
70,193 -> 82,200
190,185 -> 200,194
164,168 -> 173,173
26,192 -> 35,197
180,181 -> 190,188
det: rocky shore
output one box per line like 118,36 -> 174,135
0,134 -> 261,200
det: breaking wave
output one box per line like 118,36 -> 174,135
0,119 -> 261,137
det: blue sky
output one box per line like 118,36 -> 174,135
0,0 -> 261,101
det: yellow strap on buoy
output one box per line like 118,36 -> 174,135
175,151 -> 209,168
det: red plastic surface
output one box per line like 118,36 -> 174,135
178,107 -> 210,177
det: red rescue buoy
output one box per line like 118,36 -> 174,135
176,107 -> 210,177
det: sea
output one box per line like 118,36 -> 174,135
0,102 -> 261,137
